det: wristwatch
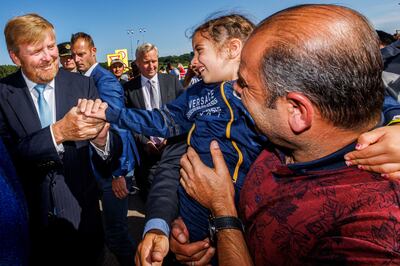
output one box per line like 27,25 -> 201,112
208,215 -> 245,246
112,175 -> 123,180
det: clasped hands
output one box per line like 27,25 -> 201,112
52,99 -> 108,145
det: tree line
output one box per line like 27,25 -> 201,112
0,65 -> 19,79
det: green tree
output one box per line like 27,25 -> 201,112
0,65 -> 18,79
159,53 -> 192,68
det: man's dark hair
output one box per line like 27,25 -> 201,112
70,32 -> 95,47
257,4 -> 384,130
130,60 -> 140,78
376,30 -> 396,47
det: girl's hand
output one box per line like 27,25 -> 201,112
344,124 -> 400,178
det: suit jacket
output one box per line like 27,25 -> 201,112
90,64 -> 138,176
124,73 -> 186,227
124,73 -> 184,145
0,69 -> 108,263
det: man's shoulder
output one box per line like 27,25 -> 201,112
158,73 -> 184,95
92,64 -> 112,77
158,73 -> 177,83
0,69 -> 22,86
91,64 -> 120,86
57,68 -> 88,82
56,68 -> 94,93
0,70 -> 26,99
123,75 -> 141,91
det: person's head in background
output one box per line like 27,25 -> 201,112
376,30 -> 396,48
190,13 -> 255,83
58,42 -> 77,72
177,62 -> 186,79
109,58 -> 125,80
135,43 -> 158,79
166,62 -> 173,72
70,32 -> 97,73
130,60 -> 141,79
5,13 -> 59,83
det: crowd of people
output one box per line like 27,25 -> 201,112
1,4 -> 400,266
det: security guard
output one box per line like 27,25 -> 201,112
57,42 -> 77,72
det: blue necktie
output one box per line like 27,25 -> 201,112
33,84 -> 52,128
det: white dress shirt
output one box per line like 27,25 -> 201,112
83,62 -> 98,77
140,74 -> 161,110
140,74 -> 164,143
22,71 -> 64,155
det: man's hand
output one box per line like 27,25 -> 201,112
135,230 -> 169,266
91,122 -> 110,149
52,106 -> 105,144
344,124 -> 400,178
170,217 -> 215,265
180,140 -> 236,216
78,98 -> 108,120
112,176 -> 129,199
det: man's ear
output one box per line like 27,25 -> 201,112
286,92 -> 314,134
91,46 -> 97,56
226,38 -> 242,59
9,50 -> 21,66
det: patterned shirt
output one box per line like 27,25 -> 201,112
240,143 -> 400,265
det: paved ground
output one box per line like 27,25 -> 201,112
103,192 -> 146,266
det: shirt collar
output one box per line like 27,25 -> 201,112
83,62 -> 99,77
271,142 -> 357,178
286,142 -> 356,172
21,70 -> 55,92
141,73 -> 158,85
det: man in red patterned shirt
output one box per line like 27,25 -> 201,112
179,4 -> 400,265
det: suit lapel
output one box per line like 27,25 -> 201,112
54,71 -> 77,120
6,71 -> 42,134
136,77 -> 146,109
158,74 -> 169,105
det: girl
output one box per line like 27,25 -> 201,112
91,13 -> 261,244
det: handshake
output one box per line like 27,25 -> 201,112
77,99 -> 108,120
52,99 -> 109,146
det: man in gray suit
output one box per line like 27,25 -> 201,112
124,43 -> 184,199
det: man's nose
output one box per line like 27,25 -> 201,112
41,49 -> 52,61
190,58 -> 199,72
191,57 -> 197,66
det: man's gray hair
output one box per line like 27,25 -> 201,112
135,43 -> 158,59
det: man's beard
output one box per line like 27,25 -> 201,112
24,60 -> 59,83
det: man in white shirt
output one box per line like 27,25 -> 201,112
123,43 -> 184,200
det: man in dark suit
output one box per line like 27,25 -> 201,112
0,13 -> 112,265
71,31 -> 138,266
124,43 -> 184,199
